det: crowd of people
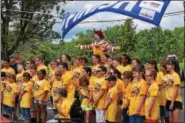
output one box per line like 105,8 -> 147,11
0,53 -> 183,123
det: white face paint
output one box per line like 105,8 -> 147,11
94,34 -> 101,41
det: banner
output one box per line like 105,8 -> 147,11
61,0 -> 170,38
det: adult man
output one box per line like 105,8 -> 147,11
9,53 -> 19,73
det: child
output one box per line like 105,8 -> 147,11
144,70 -> 159,123
19,72 -> 33,122
3,74 -> 18,121
52,70 -> 63,116
78,76 -> 91,123
159,62 -> 169,123
104,75 -> 118,123
29,64 -> 37,122
55,88 -> 74,120
93,66 -> 107,123
16,63 -> 25,120
128,65 -> 147,123
122,71 -> 133,123
1,72 -> 7,115
165,59 -> 182,123
33,69 -> 51,123
1,60 -> 15,75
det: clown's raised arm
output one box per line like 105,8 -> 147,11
75,30 -> 120,56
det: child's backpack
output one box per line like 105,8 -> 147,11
69,90 -> 85,123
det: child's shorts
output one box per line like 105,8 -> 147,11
34,99 -> 47,105
81,105 -> 94,111
4,105 -> 14,113
160,105 -> 165,117
160,105 -> 169,117
166,100 -> 183,111
22,108 -> 31,119
30,100 -> 36,112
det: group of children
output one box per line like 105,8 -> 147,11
0,54 -> 183,123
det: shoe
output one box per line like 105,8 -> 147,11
46,119 -> 58,123
18,116 -> 23,120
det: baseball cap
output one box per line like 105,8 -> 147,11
9,53 -> 17,58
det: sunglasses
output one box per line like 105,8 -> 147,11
96,70 -> 101,73
108,72 -> 114,75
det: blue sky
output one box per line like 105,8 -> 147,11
52,1 -> 184,42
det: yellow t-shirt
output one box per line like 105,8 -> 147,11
157,72 -> 166,106
20,81 -> 33,108
52,80 -> 63,100
33,79 -> 51,102
1,67 -> 15,75
62,71 -> 75,101
164,72 -> 182,102
37,64 -> 48,73
128,79 -> 147,116
72,66 -> 83,74
16,71 -> 24,82
16,71 -> 25,93
56,98 -> 74,119
116,65 -> 125,74
3,82 -> 18,107
79,87 -> 89,107
66,78 -> 79,101
122,83 -> 132,108
93,77 -> 107,109
122,65 -> 132,73
102,78 -> 125,93
88,76 -> 96,91
105,85 -> 118,122
1,82 -> 4,103
145,82 -> 159,120
62,71 -> 73,85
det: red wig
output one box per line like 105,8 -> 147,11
94,30 -> 105,40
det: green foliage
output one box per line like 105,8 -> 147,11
21,19 -> 184,66
1,0 -> 67,59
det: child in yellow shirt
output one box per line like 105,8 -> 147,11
78,76 -> 91,123
16,63 -> 25,119
144,70 -> 159,123
33,69 -> 51,123
104,75 -> 118,123
128,65 -> 147,123
30,64 -> 38,83
164,59 -> 182,123
1,61 -> 15,75
29,64 -> 38,121
3,74 -> 18,120
52,70 -> 63,116
19,72 -> 33,122
1,72 -> 7,115
55,88 -> 74,120
93,66 -> 107,123
122,71 -> 133,123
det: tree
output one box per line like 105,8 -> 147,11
1,0 -> 67,59
104,18 -> 137,56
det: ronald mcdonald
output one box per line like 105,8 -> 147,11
75,30 -> 120,56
